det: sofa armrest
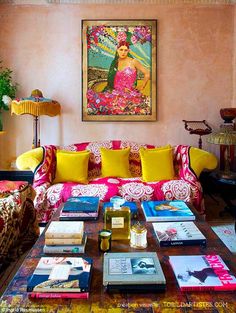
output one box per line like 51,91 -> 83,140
33,145 -> 57,187
174,145 -> 217,182
16,147 -> 44,172
17,145 -> 57,188
189,147 -> 218,178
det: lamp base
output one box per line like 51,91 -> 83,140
217,171 -> 236,180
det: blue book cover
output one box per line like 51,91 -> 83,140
103,201 -> 138,218
141,200 -> 195,222
27,257 -> 93,293
63,196 -> 99,212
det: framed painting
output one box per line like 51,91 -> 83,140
82,20 -> 157,121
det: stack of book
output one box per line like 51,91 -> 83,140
59,196 -> 100,221
27,256 -> 93,299
43,221 -> 87,254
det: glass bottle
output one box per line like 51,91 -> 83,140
104,196 -> 131,240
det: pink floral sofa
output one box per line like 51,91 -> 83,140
17,140 -> 218,224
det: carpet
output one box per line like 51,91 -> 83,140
211,223 -> 236,254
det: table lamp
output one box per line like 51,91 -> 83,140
11,89 -> 61,148
207,128 -> 236,180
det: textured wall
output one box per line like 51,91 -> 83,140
0,3 -> 235,168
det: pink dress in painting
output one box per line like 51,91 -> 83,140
86,66 -> 150,115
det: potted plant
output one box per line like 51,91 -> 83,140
0,61 -> 18,131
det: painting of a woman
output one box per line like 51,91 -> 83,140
82,20 -> 157,121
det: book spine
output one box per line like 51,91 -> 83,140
43,245 -> 85,254
45,233 -> 83,239
147,216 -> 195,222
180,285 -> 236,291
45,238 -> 83,245
63,208 -> 97,213
160,239 -> 206,247
59,216 -> 98,221
60,212 -> 98,217
28,292 -> 89,299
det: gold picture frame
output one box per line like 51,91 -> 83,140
82,19 -> 157,121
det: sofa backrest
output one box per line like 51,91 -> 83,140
33,141 -> 194,187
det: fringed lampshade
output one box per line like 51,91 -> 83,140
11,89 -> 61,148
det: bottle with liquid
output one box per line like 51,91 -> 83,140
104,196 -> 131,240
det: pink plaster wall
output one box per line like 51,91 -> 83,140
0,3 -> 235,168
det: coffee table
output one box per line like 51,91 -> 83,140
0,204 -> 236,312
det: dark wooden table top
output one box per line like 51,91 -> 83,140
0,204 -> 236,313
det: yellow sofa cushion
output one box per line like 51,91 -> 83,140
53,150 -> 90,184
100,147 -> 131,178
140,145 -> 175,182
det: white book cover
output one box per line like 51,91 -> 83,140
153,221 -> 206,246
45,221 -> 84,239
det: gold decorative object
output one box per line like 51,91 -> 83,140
130,222 -> 147,249
11,90 -> 61,148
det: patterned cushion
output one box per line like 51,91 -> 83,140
0,180 -> 29,198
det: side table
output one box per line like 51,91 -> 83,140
200,170 -> 236,233
0,169 -> 34,184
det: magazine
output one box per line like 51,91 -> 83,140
169,255 -> 236,291
141,200 -> 195,222
153,221 -> 206,246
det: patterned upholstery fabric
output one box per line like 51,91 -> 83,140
31,141 -> 204,223
0,181 -> 39,269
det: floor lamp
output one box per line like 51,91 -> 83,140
11,90 -> 61,148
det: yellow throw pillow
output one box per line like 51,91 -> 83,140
140,145 -> 175,182
100,147 -> 131,178
53,150 -> 90,184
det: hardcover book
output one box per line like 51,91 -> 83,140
141,200 -> 195,222
153,221 -> 206,247
63,196 -> 100,212
169,255 -> 236,291
103,201 -> 138,219
59,211 -> 99,221
45,237 -> 83,246
103,252 -> 166,292
43,234 -> 87,254
27,257 -> 93,293
45,221 -> 84,239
